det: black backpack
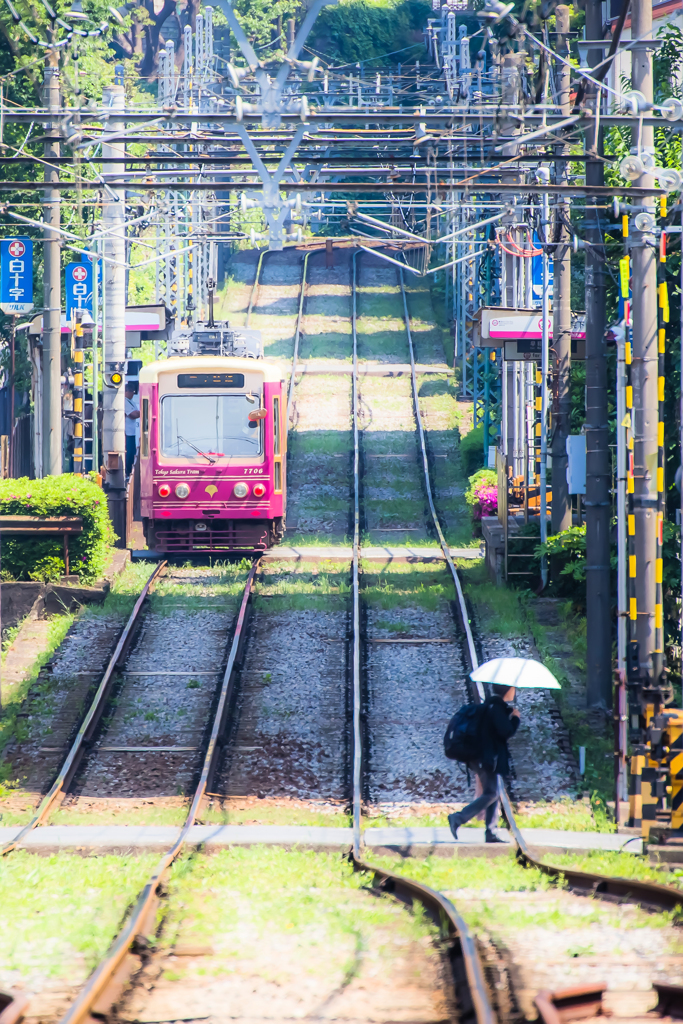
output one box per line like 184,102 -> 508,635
444,701 -> 488,763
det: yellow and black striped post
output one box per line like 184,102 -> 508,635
73,316 -> 84,474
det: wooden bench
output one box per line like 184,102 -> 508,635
0,516 -> 83,575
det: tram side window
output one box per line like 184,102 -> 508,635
141,398 -> 149,457
273,397 -> 281,456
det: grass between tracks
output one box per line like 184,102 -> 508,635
0,851 -> 158,984
0,562 -> 251,808
163,847 -> 440,967
0,613 -> 74,792
369,852 -> 683,929
456,560 -> 611,804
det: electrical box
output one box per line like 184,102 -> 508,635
566,434 -> 586,495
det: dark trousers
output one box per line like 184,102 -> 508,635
126,434 -> 137,475
457,765 -> 500,833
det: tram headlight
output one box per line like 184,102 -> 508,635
233,482 -> 249,498
175,482 -> 191,498
158,483 -> 171,497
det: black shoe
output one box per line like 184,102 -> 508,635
448,813 -> 462,840
485,831 -> 506,844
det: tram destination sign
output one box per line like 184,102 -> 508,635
177,373 -> 246,388
0,237 -> 33,315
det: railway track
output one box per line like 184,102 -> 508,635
26,560 -> 259,1024
3,246 -> 683,1024
0,563 -> 168,856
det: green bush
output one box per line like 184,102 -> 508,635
459,424 -> 486,476
0,475 -> 114,584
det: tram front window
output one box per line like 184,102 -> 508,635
160,394 -> 262,460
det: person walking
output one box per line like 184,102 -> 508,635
447,683 -> 520,843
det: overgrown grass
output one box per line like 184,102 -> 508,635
362,563 -> 456,610
164,847 -> 439,960
199,801 -> 352,828
0,611 -> 74,789
254,566 -> 350,612
547,850 -> 683,889
369,851 -> 682,931
512,798 -> 605,832
0,851 -> 158,981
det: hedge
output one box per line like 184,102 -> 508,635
0,475 -> 115,584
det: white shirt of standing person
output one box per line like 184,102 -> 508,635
125,391 -> 140,441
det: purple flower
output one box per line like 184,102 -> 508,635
472,483 -> 497,520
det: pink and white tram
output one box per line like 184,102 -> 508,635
138,356 -> 286,553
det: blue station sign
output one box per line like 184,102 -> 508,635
0,236 -> 34,315
65,260 -> 93,319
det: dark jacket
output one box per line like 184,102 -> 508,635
480,695 -> 519,775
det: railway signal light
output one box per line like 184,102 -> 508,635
104,361 -> 125,388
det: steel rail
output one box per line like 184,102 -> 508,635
57,558 -> 261,1024
0,560 -> 168,857
349,250 -> 496,1024
396,266 -> 683,917
245,248 -> 269,327
286,249 -> 313,428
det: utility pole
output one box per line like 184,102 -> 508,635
43,61 -> 62,476
584,0 -> 612,707
551,5 -> 572,534
630,0 -> 660,683
102,71 -> 127,542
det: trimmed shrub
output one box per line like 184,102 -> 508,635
0,475 -> 114,584
459,424 -> 485,476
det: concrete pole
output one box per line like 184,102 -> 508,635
102,78 -> 127,536
42,62 -> 62,476
551,5 -> 572,534
630,0 -> 659,682
584,0 -> 612,707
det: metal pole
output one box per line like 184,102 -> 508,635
92,242 -> 99,473
102,72 -> 127,537
9,315 -> 15,478
616,323 -> 628,822
539,167 -> 550,588
584,0 -> 612,706
42,62 -> 62,476
551,5 -> 572,535
630,0 -> 659,684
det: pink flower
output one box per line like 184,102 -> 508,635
472,484 -> 497,520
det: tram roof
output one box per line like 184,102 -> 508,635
139,356 -> 283,384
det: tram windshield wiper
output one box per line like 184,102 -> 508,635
176,434 -> 216,464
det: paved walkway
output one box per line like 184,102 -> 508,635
0,823 -> 642,855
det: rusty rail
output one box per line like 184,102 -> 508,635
350,250 -> 495,1024
397,264 -> 683,918
1,560 -> 168,857
535,981 -> 683,1023
0,991 -> 29,1024
52,556 -> 260,1024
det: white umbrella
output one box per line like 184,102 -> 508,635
470,657 -> 561,690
